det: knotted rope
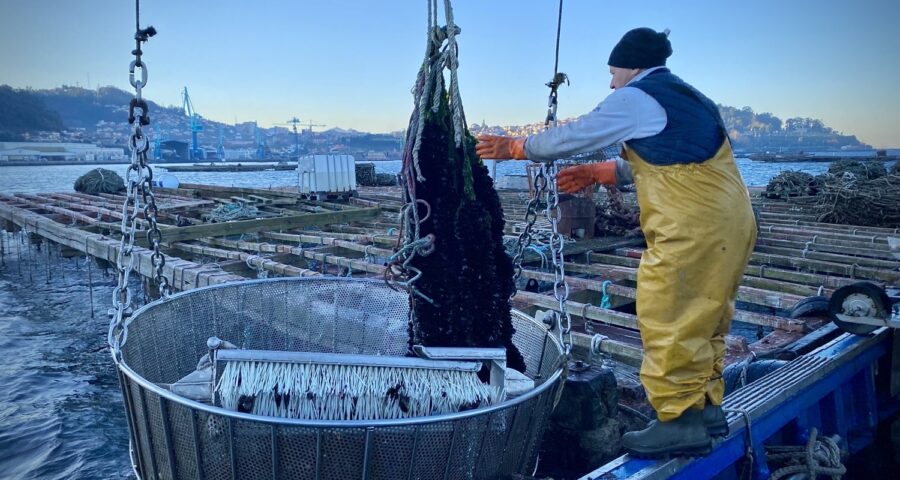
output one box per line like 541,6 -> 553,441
766,428 -> 846,479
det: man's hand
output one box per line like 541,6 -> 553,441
475,135 -> 527,160
557,161 -> 618,193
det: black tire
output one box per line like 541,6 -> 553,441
790,295 -> 830,320
828,281 -> 890,335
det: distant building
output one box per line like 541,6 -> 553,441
0,142 -> 125,163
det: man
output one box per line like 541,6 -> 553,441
476,27 -> 757,457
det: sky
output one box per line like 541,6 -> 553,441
1,0 -> 898,147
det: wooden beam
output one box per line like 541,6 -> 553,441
608,247 -> 900,284
156,207 -> 381,243
0,200 -> 244,290
171,242 -> 321,278
521,268 -> 805,310
259,231 -> 395,257
519,269 -> 804,330
205,237 -> 388,276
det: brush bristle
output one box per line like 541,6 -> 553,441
216,360 -> 503,420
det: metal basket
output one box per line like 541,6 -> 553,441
115,277 -> 566,480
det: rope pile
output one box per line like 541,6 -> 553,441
356,163 -> 397,187
74,168 -> 125,195
207,202 -> 259,222
595,186 -> 641,236
765,170 -> 822,199
816,171 -> 900,228
766,428 -> 846,479
827,159 -> 887,180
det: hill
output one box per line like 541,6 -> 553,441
0,84 -> 871,154
472,106 -> 870,153
718,105 -> 869,152
0,85 -> 65,141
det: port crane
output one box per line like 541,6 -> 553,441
302,119 -> 326,135
286,117 -> 302,158
286,117 -> 325,158
254,121 -> 267,160
216,125 -> 225,161
181,87 -> 204,161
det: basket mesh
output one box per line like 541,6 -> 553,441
118,278 -> 565,479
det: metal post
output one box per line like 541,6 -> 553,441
87,257 -> 95,319
157,397 -> 178,479
228,417 -> 237,480
189,409 -> 204,480
45,240 -> 51,284
270,424 -> 279,479
16,231 -> 22,275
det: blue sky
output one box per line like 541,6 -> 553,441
1,0 -> 898,147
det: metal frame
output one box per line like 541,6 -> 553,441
114,277 -> 567,479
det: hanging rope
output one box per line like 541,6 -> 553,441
391,0 -> 468,302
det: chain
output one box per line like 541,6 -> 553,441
545,163 -> 572,353
109,1 -> 158,360
510,0 -> 572,354
511,169 -> 548,285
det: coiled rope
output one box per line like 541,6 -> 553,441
766,428 -> 846,479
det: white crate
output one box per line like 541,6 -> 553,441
297,154 -> 357,195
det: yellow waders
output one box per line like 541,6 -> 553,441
623,140 -> 757,422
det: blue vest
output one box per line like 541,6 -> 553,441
625,69 -> 728,166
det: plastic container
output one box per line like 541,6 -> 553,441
297,154 -> 357,195
150,174 -> 180,189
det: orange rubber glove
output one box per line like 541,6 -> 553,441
475,135 -> 527,160
557,161 -> 618,193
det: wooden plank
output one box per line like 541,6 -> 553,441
519,269 -> 804,330
204,237 -> 388,276
609,247 -> 900,284
566,261 -> 825,297
521,268 -> 805,311
586,251 -> 872,291
513,290 -> 639,330
758,222 -> 895,243
259,231 -> 394,257
263,230 -> 399,248
6,194 -> 99,226
0,200 -> 244,290
174,183 -> 303,199
156,207 -> 381,243
757,232 -> 895,255
753,244 -> 898,269
92,191 -> 214,211
171,242 -> 322,278
571,330 -> 643,368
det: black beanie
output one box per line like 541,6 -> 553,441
608,28 -> 672,69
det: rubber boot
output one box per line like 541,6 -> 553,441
704,403 -> 729,437
621,408 -> 712,458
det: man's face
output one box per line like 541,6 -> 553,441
609,66 -> 641,90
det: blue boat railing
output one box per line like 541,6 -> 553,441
580,328 -> 897,480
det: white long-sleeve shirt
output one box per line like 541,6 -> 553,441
524,66 -> 669,183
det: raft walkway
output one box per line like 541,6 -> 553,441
1,183 -> 898,372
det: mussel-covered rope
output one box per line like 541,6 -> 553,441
391,0 -> 466,301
